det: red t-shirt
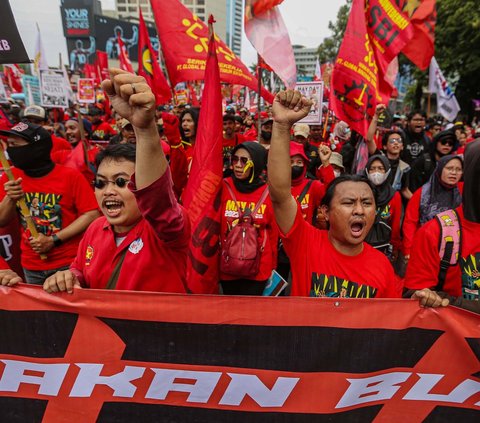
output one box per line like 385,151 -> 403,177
220,178 -> 278,281
71,169 -> 189,292
281,204 -> 400,298
0,165 -> 98,270
291,178 -> 328,225
404,207 -> 480,298
0,255 -> 10,270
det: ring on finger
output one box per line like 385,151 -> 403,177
131,83 -> 136,94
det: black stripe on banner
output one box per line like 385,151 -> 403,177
0,397 -> 47,422
100,319 -> 443,373
97,402 -> 383,423
424,405 -> 480,422
466,338 -> 480,361
0,310 -> 78,358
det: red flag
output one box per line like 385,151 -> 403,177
400,0 -> 436,70
187,82 -> 200,107
137,9 -> 171,104
3,64 -> 23,93
244,0 -> 297,88
182,17 -> 224,294
95,51 -> 110,82
117,34 -> 134,73
83,63 -> 98,84
150,0 -> 274,104
330,0 -> 414,136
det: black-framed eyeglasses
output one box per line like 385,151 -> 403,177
440,139 -> 454,146
93,177 -> 130,189
232,155 -> 249,165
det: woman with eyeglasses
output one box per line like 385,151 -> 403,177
43,69 -> 190,294
219,142 -> 278,295
408,129 -> 458,194
403,154 -> 464,261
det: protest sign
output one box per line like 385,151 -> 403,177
0,1 -> 30,64
40,69 -> 69,108
295,81 -> 324,124
0,77 -> 7,103
21,75 -> 41,106
77,78 -> 95,103
0,285 -> 479,421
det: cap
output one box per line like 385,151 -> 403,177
0,121 -> 51,144
293,123 -> 310,139
261,117 -> 273,126
118,118 -> 132,129
329,152 -> 345,171
290,142 -> 309,162
23,105 -> 46,120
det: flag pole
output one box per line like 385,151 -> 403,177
322,108 -> 330,140
427,93 -> 431,118
257,54 -> 262,143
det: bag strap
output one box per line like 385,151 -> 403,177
298,180 -> 313,204
435,209 -> 461,291
105,247 -> 128,290
224,180 -> 242,215
251,186 -> 269,215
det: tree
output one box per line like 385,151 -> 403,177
317,0 -> 352,63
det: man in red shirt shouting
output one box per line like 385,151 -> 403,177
268,90 -> 400,298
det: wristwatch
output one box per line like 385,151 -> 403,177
52,234 -> 63,247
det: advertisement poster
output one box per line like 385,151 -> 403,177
40,69 -> 69,108
295,81 -> 324,124
77,78 -> 95,103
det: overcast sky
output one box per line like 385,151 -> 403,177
10,0 -> 347,67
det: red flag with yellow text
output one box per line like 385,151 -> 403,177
138,10 -> 171,104
181,18 -> 224,294
117,34 -> 135,73
330,0 -> 414,136
150,0 -> 274,104
399,0 -> 436,70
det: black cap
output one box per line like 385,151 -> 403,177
0,121 -> 51,144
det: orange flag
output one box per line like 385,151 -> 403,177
137,9 -> 171,104
117,34 -> 134,73
182,17 -> 224,294
150,0 -> 274,104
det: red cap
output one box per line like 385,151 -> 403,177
290,142 -> 309,162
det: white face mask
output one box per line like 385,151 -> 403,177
333,170 -> 342,178
368,171 -> 390,186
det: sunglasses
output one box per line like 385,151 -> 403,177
232,155 -> 249,165
440,139 -> 454,146
93,177 -> 130,189
388,137 -> 403,144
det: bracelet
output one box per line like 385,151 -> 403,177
52,234 -> 63,247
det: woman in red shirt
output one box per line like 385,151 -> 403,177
220,142 -> 278,295
403,154 -> 463,258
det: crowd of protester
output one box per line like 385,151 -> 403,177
0,70 -> 479,312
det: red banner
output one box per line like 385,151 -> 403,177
117,34 -> 134,73
95,50 -> 110,83
182,19 -> 223,294
138,10 -> 171,105
150,0 -> 274,104
1,285 -> 479,421
330,0 -> 414,136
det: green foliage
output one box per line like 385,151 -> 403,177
316,0 -> 352,63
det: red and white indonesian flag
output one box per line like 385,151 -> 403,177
244,0 -> 297,88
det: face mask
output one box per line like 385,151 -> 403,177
368,171 -> 389,186
291,165 -> 304,180
261,130 -> 272,142
7,139 -> 53,176
333,170 -> 342,178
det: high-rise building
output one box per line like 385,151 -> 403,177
226,0 -> 242,56
293,44 -> 318,79
113,0 -> 236,49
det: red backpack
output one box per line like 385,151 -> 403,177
220,182 -> 269,278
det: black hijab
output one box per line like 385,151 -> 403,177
419,154 -> 463,225
365,154 -> 395,208
231,142 -> 267,193
463,140 -> 480,223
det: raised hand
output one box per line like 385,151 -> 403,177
374,103 -> 387,118
319,144 -> 332,165
101,68 -> 156,129
273,90 -> 313,126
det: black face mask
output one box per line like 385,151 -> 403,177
291,165 -> 304,180
261,130 -> 272,142
7,139 -> 54,177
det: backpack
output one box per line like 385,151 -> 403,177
220,183 -> 269,278
434,209 -> 461,291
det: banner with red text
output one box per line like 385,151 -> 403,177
150,0 -> 274,104
0,285 -> 479,421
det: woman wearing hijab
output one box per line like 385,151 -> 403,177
364,155 -> 402,260
220,142 -> 278,295
405,140 -> 480,311
403,154 -> 463,259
